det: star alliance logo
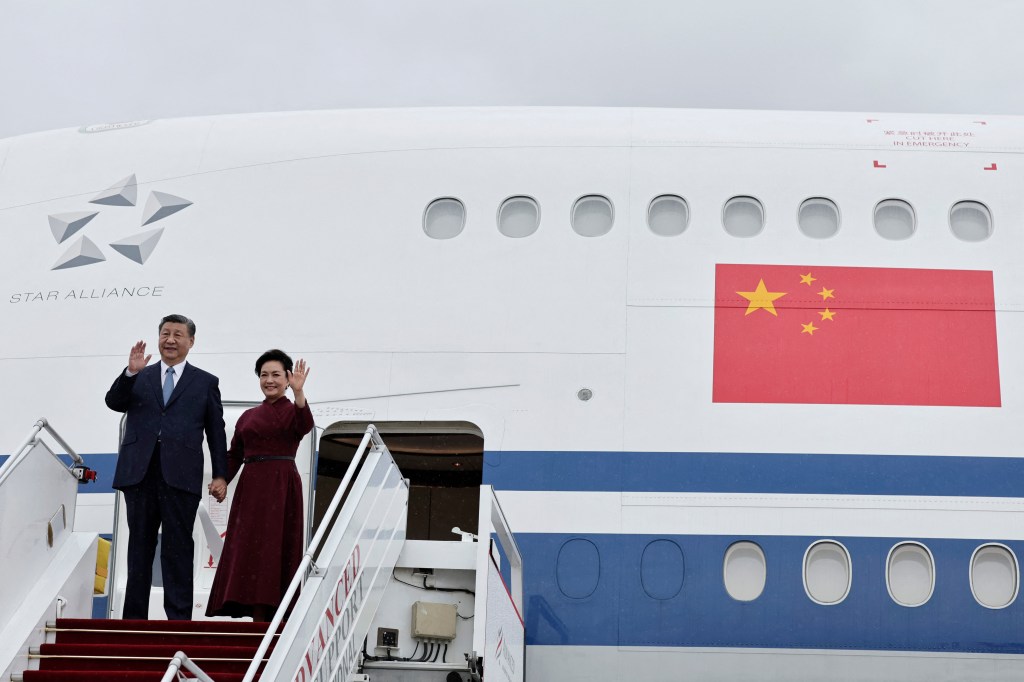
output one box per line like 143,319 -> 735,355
48,174 -> 192,270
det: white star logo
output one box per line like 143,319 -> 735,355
48,174 -> 193,270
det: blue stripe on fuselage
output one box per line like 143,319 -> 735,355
520,533 -> 1024,653
0,453 -> 119,494
5,449 -> 1024,498
484,450 -> 1024,497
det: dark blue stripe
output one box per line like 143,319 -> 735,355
0,453 -> 119,494
519,533 -> 1024,653
484,450 -> 1024,497
8,449 -> 1022,498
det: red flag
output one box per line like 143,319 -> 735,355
712,264 -> 1000,406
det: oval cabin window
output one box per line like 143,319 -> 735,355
798,197 -> 840,239
498,195 -> 541,238
950,200 -> 992,242
971,544 -> 1019,609
804,540 -> 851,605
723,541 -> 767,602
640,539 -> 685,600
886,542 -> 934,607
874,199 -> 916,240
723,196 -> 765,238
647,194 -> 689,236
423,197 -> 466,240
571,195 -> 614,237
557,538 -> 601,598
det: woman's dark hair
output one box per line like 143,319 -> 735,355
255,349 -> 293,376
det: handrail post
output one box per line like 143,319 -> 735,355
0,418 -> 87,490
39,419 -> 84,465
11,419 -> 46,459
160,651 -> 217,682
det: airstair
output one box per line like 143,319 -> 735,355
2,422 -> 524,682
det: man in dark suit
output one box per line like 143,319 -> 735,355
106,314 -> 228,620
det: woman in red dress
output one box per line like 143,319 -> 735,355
206,349 -> 314,621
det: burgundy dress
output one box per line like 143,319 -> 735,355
206,397 -> 314,618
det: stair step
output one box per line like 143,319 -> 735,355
32,654 -> 259,674
47,618 -> 276,647
45,628 -> 274,647
38,643 -> 267,658
21,672 -> 250,682
52,618 -> 273,634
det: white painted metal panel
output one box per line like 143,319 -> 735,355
0,440 -> 80,622
499,490 -> 1024,540
528,645 -> 1024,682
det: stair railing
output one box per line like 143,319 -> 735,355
159,650 -> 216,682
239,423 -> 385,682
0,418 -> 95,637
0,418 -> 87,487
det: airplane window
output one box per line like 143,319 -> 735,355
557,538 -> 601,598
950,201 -> 993,242
423,197 -> 466,239
803,540 -> 851,605
571,195 -> 614,237
647,195 -> 689,236
798,198 -> 840,239
886,542 -> 934,607
723,541 -> 766,601
971,544 -> 1019,609
641,539 -> 685,600
497,195 -> 540,238
873,199 -> 916,240
723,196 -> 764,237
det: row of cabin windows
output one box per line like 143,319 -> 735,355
558,538 -> 1020,608
423,195 -> 994,242
721,540 -> 1017,607
798,540 -> 1017,608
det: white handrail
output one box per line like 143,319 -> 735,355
159,650 -> 217,682
240,424 -> 383,682
0,418 -> 85,488
472,485 -> 525,659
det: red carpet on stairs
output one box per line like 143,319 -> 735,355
22,618 -> 276,681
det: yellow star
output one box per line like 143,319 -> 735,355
819,308 -> 836,321
800,273 -> 816,286
818,287 -> 835,301
736,279 -> 787,316
801,322 -> 819,335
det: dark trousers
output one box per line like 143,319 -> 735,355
122,444 -> 200,620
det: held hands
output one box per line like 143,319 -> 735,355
288,359 -> 310,393
208,477 -> 227,503
128,340 -> 152,373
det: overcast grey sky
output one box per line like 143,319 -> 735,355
2,0 -> 1022,140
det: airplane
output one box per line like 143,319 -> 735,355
1,106 -> 1023,681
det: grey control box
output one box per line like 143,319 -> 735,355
410,601 -> 457,640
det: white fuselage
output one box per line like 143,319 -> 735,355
2,108 -> 1024,681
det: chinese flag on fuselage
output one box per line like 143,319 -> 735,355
712,264 -> 1000,406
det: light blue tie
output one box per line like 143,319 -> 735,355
163,366 -> 175,404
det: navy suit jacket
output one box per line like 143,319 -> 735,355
105,362 -> 228,495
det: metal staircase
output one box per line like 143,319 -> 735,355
3,422 -> 523,682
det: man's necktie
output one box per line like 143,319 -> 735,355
163,366 -> 175,404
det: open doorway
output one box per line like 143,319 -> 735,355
314,422 -> 483,541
